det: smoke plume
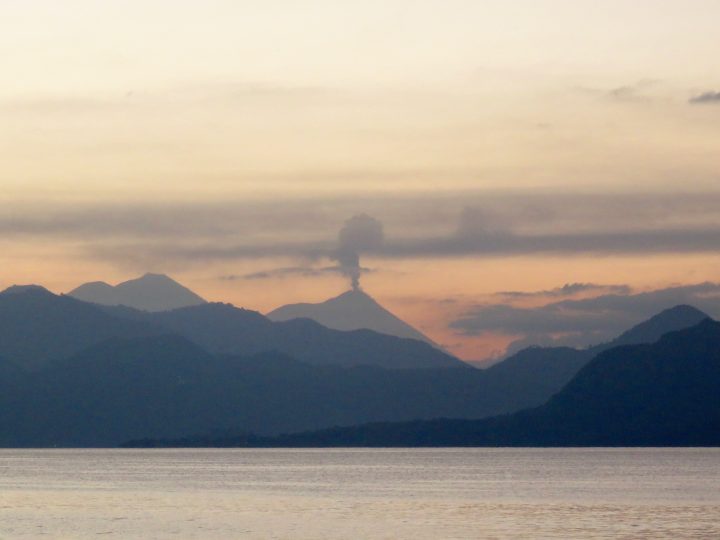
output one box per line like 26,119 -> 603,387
336,214 -> 384,290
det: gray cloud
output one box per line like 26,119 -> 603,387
375,227 -> 720,259
223,267 -> 340,281
689,91 -> 720,105
2,190 -> 719,271
0,82 -> 342,116
456,207 -> 496,237
451,282 -> 720,354
607,80 -> 658,102
576,79 -> 660,103
81,225 -> 720,273
3,190 -> 719,240
502,333 -> 606,357
222,265 -> 374,281
496,283 -> 632,299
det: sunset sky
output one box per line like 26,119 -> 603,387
2,0 -> 720,361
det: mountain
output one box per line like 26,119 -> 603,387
482,346 -> 594,405
0,285 -> 162,371
480,304 -> 712,400
267,289 -> 436,345
594,304 -> 709,350
145,302 -> 463,370
3,287 -> 715,447
180,318 -> 720,448
69,273 -> 206,312
1,335 -> 223,447
0,356 -> 24,391
0,334 -> 547,447
0,285 -> 462,372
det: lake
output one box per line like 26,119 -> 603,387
1,448 -> 718,538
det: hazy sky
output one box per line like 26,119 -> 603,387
2,1 -> 719,360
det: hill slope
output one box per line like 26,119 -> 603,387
482,304 -> 712,400
594,304 -> 709,350
0,286 -> 163,370
234,319 -> 720,447
268,289 -> 436,345
0,335 -> 542,447
69,273 -> 206,312
144,302 -> 464,370
0,286 -> 461,371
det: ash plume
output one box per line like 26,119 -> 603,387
335,214 -> 384,290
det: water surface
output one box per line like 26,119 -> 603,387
1,448 -> 718,538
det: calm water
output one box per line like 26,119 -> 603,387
0,448 -> 718,539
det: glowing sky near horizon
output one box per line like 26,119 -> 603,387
1,0 -> 719,360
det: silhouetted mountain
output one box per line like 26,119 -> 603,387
481,304 -> 712,400
0,284 -> 51,296
483,346 -> 594,404
0,286 -> 162,371
268,289 -> 436,345
143,302 -> 464,370
0,356 -> 24,387
0,356 -> 28,447
3,287 -> 715,448
217,319 -> 719,447
69,273 -> 206,312
593,304 -> 709,350
0,334 -> 552,447
0,285 -> 458,371
1,335 -> 217,446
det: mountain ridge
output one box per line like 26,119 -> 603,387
268,289 -> 437,346
0,286 -> 163,371
69,273 -> 206,312
591,304 -> 709,351
163,318 -> 720,448
0,285 -> 464,371
146,301 -> 464,369
481,304 -> 712,400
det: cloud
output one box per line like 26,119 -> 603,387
452,303 -> 614,336
221,265 -> 374,281
456,207 -> 495,237
450,282 -> 720,354
222,266 -> 341,280
496,283 -> 632,299
606,80 -> 659,101
576,79 -> 660,103
376,227 -> 720,259
81,225 -> 720,273
0,82 -> 341,116
502,333 -> 605,357
689,91 -> 720,105
2,189 -> 720,271
3,190 -> 719,239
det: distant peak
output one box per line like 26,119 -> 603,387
331,288 -> 380,305
599,303 -> 712,351
74,281 -> 113,290
69,273 -> 206,312
267,287 -> 441,348
138,273 -> 172,281
656,304 -> 708,317
0,284 -> 53,296
338,288 -> 371,298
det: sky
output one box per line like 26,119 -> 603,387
2,0 -> 720,361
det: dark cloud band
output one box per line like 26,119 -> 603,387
1,190 -> 719,269
689,91 -> 720,104
450,282 -> 720,355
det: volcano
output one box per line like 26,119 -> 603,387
267,289 -> 437,346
